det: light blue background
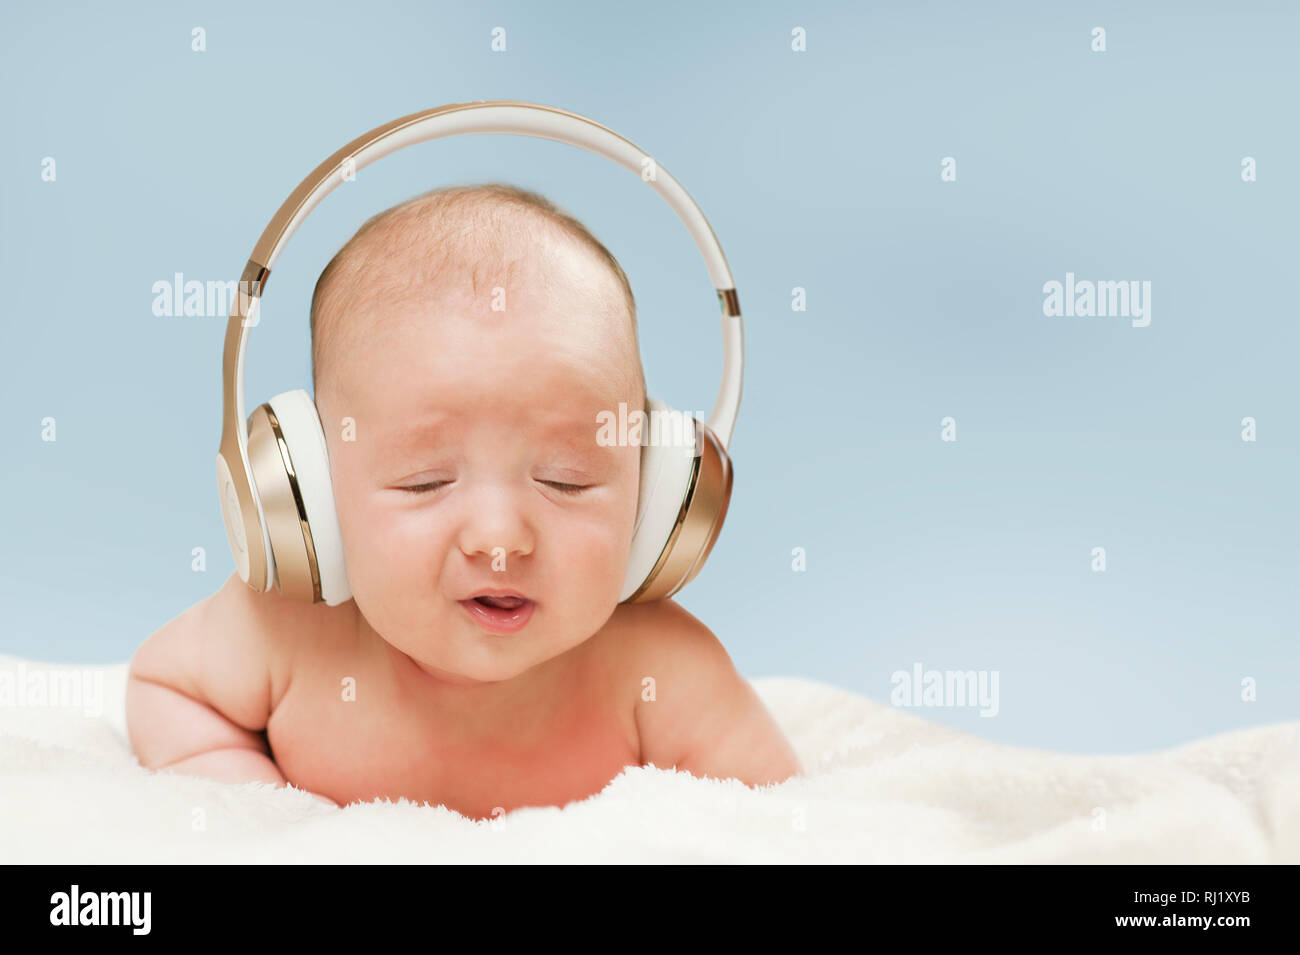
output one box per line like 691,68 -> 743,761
2,1 -> 1296,753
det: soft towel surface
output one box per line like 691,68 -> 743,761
1,653 -> 1297,863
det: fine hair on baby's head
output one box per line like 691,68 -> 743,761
309,182 -> 646,414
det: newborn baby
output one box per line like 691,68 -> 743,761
126,183 -> 800,818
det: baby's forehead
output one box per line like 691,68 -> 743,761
367,331 -> 625,405
355,355 -> 629,461
377,395 -> 609,444
332,290 -> 630,395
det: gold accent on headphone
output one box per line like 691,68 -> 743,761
717,288 -> 740,317
246,404 -> 323,603
623,419 -> 733,603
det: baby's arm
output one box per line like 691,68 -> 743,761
632,601 -> 803,786
126,573 -> 293,791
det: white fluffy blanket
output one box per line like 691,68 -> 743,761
1,653 -> 1296,863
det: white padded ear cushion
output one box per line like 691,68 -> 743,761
620,396 -> 699,602
264,389 -> 352,606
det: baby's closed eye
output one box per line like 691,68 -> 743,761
394,479 -> 592,495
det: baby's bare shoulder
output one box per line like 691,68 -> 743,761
128,574 -> 277,735
611,599 -> 802,786
130,573 -> 343,726
601,598 -> 728,682
215,575 -> 358,710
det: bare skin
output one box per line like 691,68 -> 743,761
126,199 -> 800,818
128,567 -> 797,818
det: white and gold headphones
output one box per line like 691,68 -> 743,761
216,100 -> 743,606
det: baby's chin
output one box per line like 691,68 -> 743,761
379,632 -> 524,683
357,590 -> 617,684
378,618 -> 567,686
405,653 -> 502,686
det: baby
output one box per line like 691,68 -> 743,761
126,183 -> 800,819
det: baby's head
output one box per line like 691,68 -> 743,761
311,183 -> 648,684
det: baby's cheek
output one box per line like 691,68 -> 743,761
337,496 -> 412,593
364,514 -> 436,583
568,521 -> 630,594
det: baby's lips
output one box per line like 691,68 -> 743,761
461,587 -> 532,605
467,592 -> 531,610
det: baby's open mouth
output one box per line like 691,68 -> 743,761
473,595 -> 526,610
458,590 -> 536,634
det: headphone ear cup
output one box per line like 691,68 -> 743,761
245,389 -> 351,605
620,397 -> 733,603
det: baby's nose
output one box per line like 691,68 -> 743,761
455,487 -> 535,564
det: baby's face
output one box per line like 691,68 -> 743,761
315,245 -> 643,685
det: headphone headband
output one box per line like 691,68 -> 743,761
217,100 -> 743,594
